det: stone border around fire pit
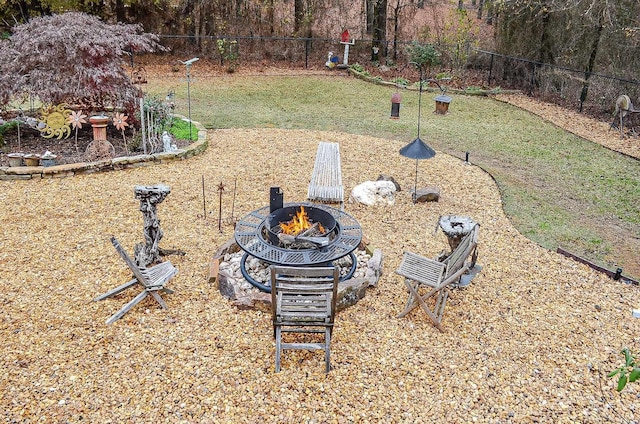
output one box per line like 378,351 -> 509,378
208,237 -> 383,313
0,116 -> 207,181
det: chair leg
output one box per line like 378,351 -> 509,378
397,279 -> 421,318
105,291 -> 148,325
433,289 -> 449,327
415,290 -> 446,333
275,326 -> 282,373
325,327 -> 331,373
398,279 -> 446,332
94,278 -> 137,301
149,291 -> 168,309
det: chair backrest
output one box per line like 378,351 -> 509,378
442,224 -> 479,280
111,236 -> 150,287
270,265 -> 339,326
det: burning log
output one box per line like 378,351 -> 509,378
277,222 -> 329,248
279,206 -> 325,235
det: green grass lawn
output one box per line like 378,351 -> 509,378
146,72 -> 640,280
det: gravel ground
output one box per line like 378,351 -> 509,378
1,128 -> 638,422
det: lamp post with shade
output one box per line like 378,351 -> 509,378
181,57 -> 199,141
399,62 -> 448,203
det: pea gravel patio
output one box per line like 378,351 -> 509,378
0,128 -> 638,422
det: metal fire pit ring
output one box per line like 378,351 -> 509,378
234,202 -> 363,292
238,251 -> 358,293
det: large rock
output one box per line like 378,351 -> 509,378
414,186 -> 440,203
211,242 -> 384,313
349,180 -> 396,206
377,174 -> 401,191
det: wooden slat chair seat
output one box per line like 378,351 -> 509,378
307,141 -> 344,208
396,224 -> 479,331
94,236 -> 178,324
270,265 -> 339,373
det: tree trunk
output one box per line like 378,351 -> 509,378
477,0 -> 484,19
294,0 -> 313,37
392,0 -> 400,61
485,0 -> 493,25
537,8 -> 554,64
266,0 -> 274,35
579,18 -> 604,112
373,0 -> 387,57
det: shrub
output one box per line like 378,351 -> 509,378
0,12 -> 165,116
609,348 -> 640,391
349,63 -> 365,73
0,120 -> 17,147
406,41 -> 441,72
216,38 -> 239,72
392,77 -> 409,87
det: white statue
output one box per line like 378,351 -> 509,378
162,131 -> 173,152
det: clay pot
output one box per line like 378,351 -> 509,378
23,154 -> 40,167
7,153 -> 24,167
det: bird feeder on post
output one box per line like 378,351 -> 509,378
339,29 -> 355,68
391,92 -> 401,119
434,94 -> 452,115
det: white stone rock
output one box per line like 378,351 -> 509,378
349,181 -> 396,206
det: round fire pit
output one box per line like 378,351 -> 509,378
264,205 -> 337,246
234,202 -> 363,292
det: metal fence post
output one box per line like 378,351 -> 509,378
488,52 -> 494,86
529,62 -> 536,96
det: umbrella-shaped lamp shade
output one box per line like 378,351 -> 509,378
399,137 -> 436,159
400,138 -> 436,203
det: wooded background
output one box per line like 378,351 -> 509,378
1,0 -> 639,116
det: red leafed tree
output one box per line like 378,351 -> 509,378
0,12 -> 165,115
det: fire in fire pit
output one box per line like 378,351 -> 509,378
279,206 -> 324,235
265,205 -> 337,249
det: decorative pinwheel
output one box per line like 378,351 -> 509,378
67,110 -> 87,153
113,112 -> 129,155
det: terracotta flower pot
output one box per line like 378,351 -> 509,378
24,154 -> 40,167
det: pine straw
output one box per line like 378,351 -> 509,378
1,128 -> 638,422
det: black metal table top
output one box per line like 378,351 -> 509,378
234,202 -> 362,266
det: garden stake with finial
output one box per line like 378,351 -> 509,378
113,113 -> 130,155
230,176 -> 237,224
217,181 -> 225,232
201,175 -> 207,219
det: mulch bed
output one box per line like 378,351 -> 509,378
1,127 -> 638,422
0,124 -> 192,167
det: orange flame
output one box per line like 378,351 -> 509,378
279,206 -> 325,235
